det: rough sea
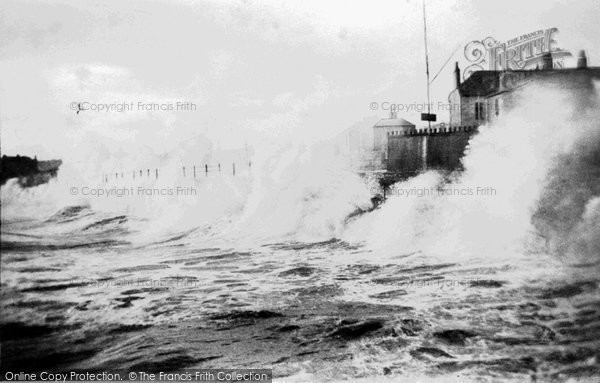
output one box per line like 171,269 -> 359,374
1,86 -> 600,382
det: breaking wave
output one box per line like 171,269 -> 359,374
2,82 -> 600,267
341,82 -> 600,267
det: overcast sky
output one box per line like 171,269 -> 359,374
1,0 -> 599,164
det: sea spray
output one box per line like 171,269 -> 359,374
4,82 -> 599,259
342,82 -> 600,267
532,81 -> 600,264
1,138 -> 373,245
223,142 -> 372,243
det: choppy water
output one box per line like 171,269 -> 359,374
2,85 -> 600,382
1,208 -> 599,382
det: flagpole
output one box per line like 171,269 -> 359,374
422,0 -> 432,130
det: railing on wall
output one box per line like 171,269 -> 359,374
387,125 -> 479,137
102,161 -> 252,183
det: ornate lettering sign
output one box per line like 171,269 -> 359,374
463,28 -> 572,80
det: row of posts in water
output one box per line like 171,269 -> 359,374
103,162 -> 251,183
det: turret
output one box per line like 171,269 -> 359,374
577,50 -> 588,69
454,62 -> 461,88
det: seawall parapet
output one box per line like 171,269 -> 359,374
386,125 -> 479,175
388,125 -> 478,136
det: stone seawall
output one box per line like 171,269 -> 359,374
387,126 -> 478,175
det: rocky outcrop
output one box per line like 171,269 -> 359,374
0,155 -> 61,187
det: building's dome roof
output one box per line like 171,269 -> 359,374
374,118 -> 415,128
